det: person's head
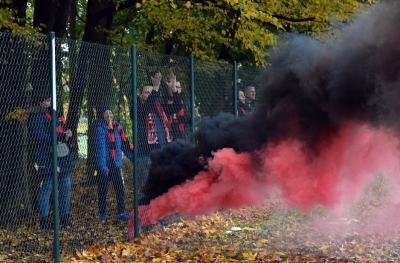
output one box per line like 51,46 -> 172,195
140,85 -> 153,101
244,86 -> 256,102
166,73 -> 177,92
238,90 -> 245,103
41,97 -> 51,108
194,107 -> 200,117
149,71 -> 162,87
36,94 -> 51,109
100,106 -> 113,124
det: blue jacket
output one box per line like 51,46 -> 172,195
95,120 -> 134,174
28,110 -> 73,176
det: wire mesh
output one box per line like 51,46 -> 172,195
134,51 -> 193,229
57,38 -> 135,258
0,31 -> 263,261
194,59 -> 235,118
237,65 -> 264,116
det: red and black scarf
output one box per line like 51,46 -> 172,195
144,101 -> 173,144
107,120 -> 133,159
45,112 -> 67,134
167,98 -> 185,133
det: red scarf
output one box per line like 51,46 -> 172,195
167,98 -> 185,132
107,120 -> 133,159
145,101 -> 172,144
45,112 -> 66,133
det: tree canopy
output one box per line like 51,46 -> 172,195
118,0 -> 375,66
0,0 -> 375,66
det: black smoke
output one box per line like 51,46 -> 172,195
140,1 -> 400,204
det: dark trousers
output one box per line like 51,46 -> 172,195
137,155 -> 151,205
98,163 -> 126,215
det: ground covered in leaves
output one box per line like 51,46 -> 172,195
1,161 -> 400,262
0,159 -> 136,262
62,199 -> 400,263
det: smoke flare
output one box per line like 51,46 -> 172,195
129,0 -> 400,238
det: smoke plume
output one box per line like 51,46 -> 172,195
129,0 -> 400,237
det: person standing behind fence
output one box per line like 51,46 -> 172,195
176,81 -> 191,139
243,85 -> 257,113
95,106 -> 134,222
28,95 -> 73,230
238,90 -> 251,117
136,72 -> 173,205
163,74 -> 188,140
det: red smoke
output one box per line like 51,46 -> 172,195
128,121 -> 400,238
264,122 -> 400,211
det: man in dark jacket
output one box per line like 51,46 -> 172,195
162,74 -> 188,140
137,73 -> 173,205
243,85 -> 257,113
28,95 -> 73,229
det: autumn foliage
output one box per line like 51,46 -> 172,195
65,198 -> 400,262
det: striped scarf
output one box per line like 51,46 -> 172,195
107,120 -> 133,159
45,112 -> 67,133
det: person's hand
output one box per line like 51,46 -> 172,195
64,129 -> 72,141
151,72 -> 162,91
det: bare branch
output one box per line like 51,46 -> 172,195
273,14 -> 315,22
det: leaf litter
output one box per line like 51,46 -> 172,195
63,198 -> 400,263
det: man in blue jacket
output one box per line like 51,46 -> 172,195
28,95 -> 73,229
95,106 -> 134,222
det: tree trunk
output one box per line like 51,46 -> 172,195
53,0 -> 71,38
33,0 -> 57,34
69,0 -> 77,40
68,0 -> 113,182
12,0 -> 28,25
33,0 -> 70,37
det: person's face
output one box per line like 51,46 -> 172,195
151,72 -> 162,86
103,110 -> 113,124
167,74 -> 177,91
140,86 -> 152,101
41,98 -> 51,108
238,91 -> 245,103
244,86 -> 256,101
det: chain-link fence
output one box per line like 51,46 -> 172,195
0,31 -> 263,262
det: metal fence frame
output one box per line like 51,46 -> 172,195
0,31 -> 262,262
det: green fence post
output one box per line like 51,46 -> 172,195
131,45 -> 139,238
190,54 -> 195,141
233,61 -> 238,117
49,31 -> 60,263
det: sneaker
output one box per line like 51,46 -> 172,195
100,214 -> 107,222
118,213 -> 130,221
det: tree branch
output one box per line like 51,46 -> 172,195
273,14 -> 315,22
